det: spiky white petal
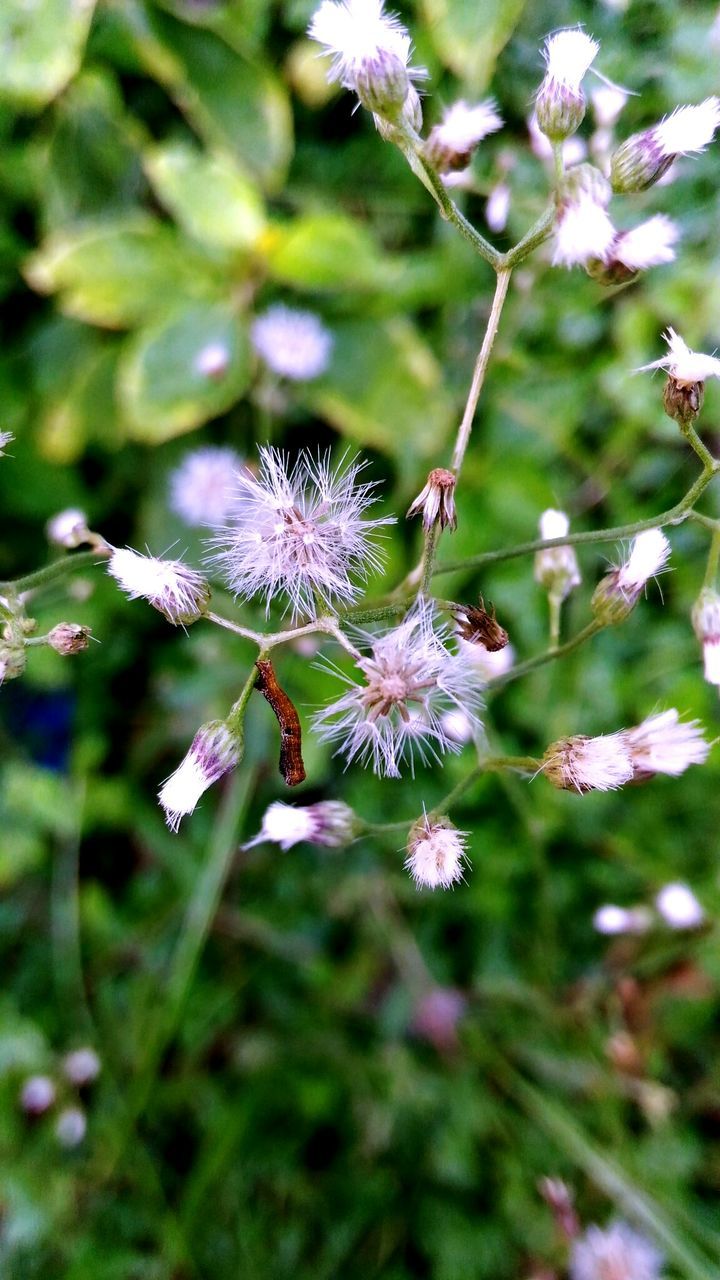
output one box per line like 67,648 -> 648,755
158,721 -> 241,832
312,598 -> 483,777
543,29 -> 599,92
617,530 -> 671,592
108,548 -> 210,624
308,0 -> 424,97
655,882 -> 705,929
654,97 -> 720,156
405,815 -> 469,889
169,447 -> 242,528
570,1220 -> 663,1280
207,447 -> 391,619
251,305 -> 333,381
553,193 -> 616,266
626,709 -> 710,778
611,215 -> 679,271
433,99 -> 503,153
638,327 -> 720,385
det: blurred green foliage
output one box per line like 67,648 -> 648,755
1,0 -> 720,1276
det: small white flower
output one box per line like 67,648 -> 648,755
158,721 -> 242,832
308,0 -> 424,121
655,882 -> 705,929
486,182 -> 510,233
692,587 -> 720,685
626,709 -> 710,779
251,305 -> 333,381
62,1048 -> 101,1086
654,97 -> 720,157
207,447 -> 391,619
169,446 -> 242,528
458,638 -> 515,681
405,814 -> 469,890
638,328 -> 720,387
246,800 -> 357,851
55,1106 -> 87,1148
20,1075 -> 56,1115
591,83 -> 628,127
0,430 -> 14,456
46,508 -> 91,549
543,731 -> 634,793
194,341 -> 230,380
535,508 -> 581,599
542,28 -> 599,92
553,192 -> 616,267
570,1220 -> 663,1280
617,529 -> 671,594
312,598 -> 483,777
593,904 -> 651,935
609,215 -> 679,272
424,99 -> 503,171
108,547 -> 210,625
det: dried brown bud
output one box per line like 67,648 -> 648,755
47,623 -> 92,655
407,468 -> 457,531
452,598 -> 508,651
663,374 -> 704,427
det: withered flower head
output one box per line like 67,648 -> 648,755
452,597 -> 509,652
407,468 -> 457,531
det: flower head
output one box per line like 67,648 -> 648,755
405,813 -> 469,889
169,446 -> 242,528
692,587 -> 720,685
159,720 -> 242,832
308,0 -> 424,125
593,904 -> 651,935
638,327 -> 720,387
312,598 -> 483,777
534,508 -> 581,600
554,192 -> 616,267
570,1220 -> 663,1280
246,800 -> 357,851
46,508 -> 91,549
655,882 -> 705,929
423,99 -> 503,172
108,547 -> 210,625
55,1106 -> 87,1148
600,215 -> 679,281
62,1048 -> 101,1086
591,530 -> 670,625
542,731 -> 634,793
407,467 -> 457,531
207,448 -> 391,619
626,709 -> 710,779
20,1075 -> 56,1115
535,28 -> 599,141
251,305 -> 332,381
611,96 -> 720,192
47,623 -> 92,655
194,341 -> 230,380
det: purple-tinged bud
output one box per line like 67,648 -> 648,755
47,623 -> 92,655
692,587 -> 720,685
407,468 -> 457,531
535,29 -> 599,142
108,547 -> 210,626
422,99 -> 502,173
534,509 -> 581,602
158,720 -> 243,832
611,98 -> 720,193
245,800 -> 359,851
591,530 -> 670,625
542,732 -> 634,793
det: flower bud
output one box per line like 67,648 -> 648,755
246,800 -> 359,851
407,468 -> 457,531
535,29 -> 599,142
405,814 -> 469,889
354,49 -> 410,120
591,530 -> 670,625
422,99 -> 502,172
0,641 -> 27,683
542,732 -> 634,793
158,720 -> 243,832
611,98 -> 720,193
20,1075 -> 56,1116
108,547 -> 210,626
692,587 -> 720,685
534,509 -> 581,601
47,623 -> 92,655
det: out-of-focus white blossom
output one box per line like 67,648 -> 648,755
108,547 -> 210,625
534,508 -> 581,600
626,709 -> 710,779
612,97 -> 720,192
251,305 -> 333,381
655,882 -> 705,929
55,1106 -> 87,1148
405,814 -> 469,889
486,182 -> 511,233
591,83 -> 628,127
46,509 -> 91,549
638,328 -> 720,387
692,587 -> 720,685
20,1075 -> 56,1115
207,448 -> 391,619
570,1220 -> 663,1280
609,215 -> 679,273
554,192 -> 616,267
312,598 -> 483,777
246,800 -> 357,851
593,904 -> 651,935
169,446 -> 242,528
194,341 -> 230,380
424,99 -> 502,172
458,638 -> 515,681
0,431 -> 14,456
159,721 -> 242,832
62,1048 -> 101,1087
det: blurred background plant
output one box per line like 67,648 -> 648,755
1,0 -> 720,1276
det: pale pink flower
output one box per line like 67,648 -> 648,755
692,588 -> 720,685
169,446 -> 242,528
612,97 -> 720,192
251,305 -> 332,381
424,99 -> 503,171
245,800 -> 357,851
626,709 -> 710,779
570,1220 -> 663,1280
535,28 -> 600,142
553,192 -> 616,267
655,882 -> 705,929
542,731 -> 634,793
609,215 -> 679,272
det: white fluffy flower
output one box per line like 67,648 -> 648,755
20,1075 -> 56,1115
626,709 -> 710,779
245,800 -> 357,851
535,508 -> 581,599
169,446 -> 242,528
486,182 -> 510,233
458,638 -> 515,681
46,508 -> 91,549
638,328 -> 720,386
108,547 -> 210,625
0,430 -> 14,456
609,215 -> 679,272
553,193 -> 616,267
55,1106 -> 87,1148
207,448 -> 391,619
570,1220 -> 663,1280
692,588 -> 720,684
194,341 -> 230,379
312,598 -> 483,777
612,97 -> 720,192
424,99 -> 503,171
654,97 -> 720,156
617,530 -> 671,594
251,305 -> 333,381
655,882 -> 705,929
158,721 -> 242,832
542,731 -> 634,793
308,0 -> 424,121
542,28 -> 599,92
405,814 -> 469,889
593,904 -> 651,935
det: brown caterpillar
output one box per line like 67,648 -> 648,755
254,659 -> 306,787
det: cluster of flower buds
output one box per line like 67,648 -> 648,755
19,1046 -> 100,1149
245,800 -> 358,851
405,813 -> 469,889
591,530 -> 670,626
542,709 -> 709,794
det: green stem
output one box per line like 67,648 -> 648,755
407,147 -> 501,268
703,526 -> 720,589
683,422 -> 718,473
451,266 -> 513,479
363,755 -> 540,835
0,548 -> 110,595
226,658 -> 266,737
548,592 -> 563,650
500,204 -> 556,268
487,620 -> 604,692
418,522 -> 440,597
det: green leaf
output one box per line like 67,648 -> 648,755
421,0 -> 527,90
24,215 -> 222,329
144,141 -> 266,250
304,317 -> 455,468
118,300 -> 251,442
0,0 -> 97,111
264,213 -> 386,292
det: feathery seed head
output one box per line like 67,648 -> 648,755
570,1220 -> 663,1280
611,96 -> 720,192
692,587 -> 720,685
169,446 -> 242,528
405,813 -> 469,889
158,720 -> 243,832
591,530 -> 670,624
207,447 -> 392,620
535,29 -> 599,141
108,547 -> 210,625
312,597 -> 483,777
423,99 -> 503,172
246,800 -> 358,851
535,508 -> 581,600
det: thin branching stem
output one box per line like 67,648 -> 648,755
451,266 -> 513,478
